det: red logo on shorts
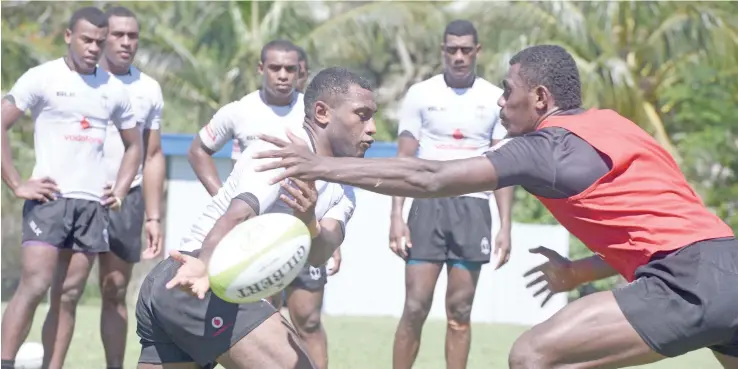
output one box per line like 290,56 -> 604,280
80,116 -> 91,129
211,316 -> 223,329
452,129 -> 464,140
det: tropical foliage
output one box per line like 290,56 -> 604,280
2,1 -> 737,297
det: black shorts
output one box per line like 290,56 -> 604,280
136,250 -> 277,368
21,197 -> 109,253
108,186 -> 145,263
288,264 -> 327,291
613,237 -> 738,358
406,197 -> 492,264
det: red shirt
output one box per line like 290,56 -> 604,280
535,109 -> 734,281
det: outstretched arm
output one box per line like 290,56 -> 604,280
253,130 -> 503,198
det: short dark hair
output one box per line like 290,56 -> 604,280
304,67 -> 372,118
294,45 -> 309,69
105,5 -> 137,21
443,19 -> 477,44
68,7 -> 107,31
260,39 -> 298,63
509,45 -> 582,110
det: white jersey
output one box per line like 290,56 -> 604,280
103,66 -> 164,188
197,90 -> 304,161
180,127 -> 356,251
7,58 -> 138,202
397,74 -> 507,199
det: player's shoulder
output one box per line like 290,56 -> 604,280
472,77 -> 503,96
407,74 -> 445,94
21,58 -> 65,79
133,67 -> 163,91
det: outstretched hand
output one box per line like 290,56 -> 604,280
523,246 -> 578,307
165,250 -> 210,299
252,130 -> 323,184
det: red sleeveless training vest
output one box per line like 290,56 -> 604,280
535,109 -> 734,281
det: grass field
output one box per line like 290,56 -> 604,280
5,303 -> 722,369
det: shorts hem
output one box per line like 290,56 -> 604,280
287,283 -> 326,292
200,310 -> 279,367
613,287 -> 674,358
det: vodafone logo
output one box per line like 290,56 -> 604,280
211,316 -> 223,329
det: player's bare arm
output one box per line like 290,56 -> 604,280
490,138 -> 514,269
279,178 -> 344,267
105,127 -> 143,208
1,97 -> 59,201
142,127 -> 165,257
254,131 -> 500,198
389,132 -> 419,258
188,135 -> 223,196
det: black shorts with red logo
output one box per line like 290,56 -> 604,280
136,250 -> 277,368
613,237 -> 738,358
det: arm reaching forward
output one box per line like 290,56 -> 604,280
253,131 -> 501,199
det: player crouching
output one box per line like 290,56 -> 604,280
135,67 -> 375,369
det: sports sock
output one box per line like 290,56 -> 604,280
1,359 -> 15,369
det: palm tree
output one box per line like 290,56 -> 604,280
465,1 -> 738,163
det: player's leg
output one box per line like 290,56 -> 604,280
510,237 -> 738,368
444,197 -> 492,369
1,200 -> 67,365
42,250 -> 95,369
508,291 -> 664,368
714,351 -> 738,369
393,198 -> 447,369
285,265 -> 328,369
42,199 -> 109,369
100,186 -> 145,369
216,313 -> 314,369
444,263 -> 480,369
142,251 -> 312,369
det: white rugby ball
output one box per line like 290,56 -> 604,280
208,213 -> 312,303
16,342 -> 43,369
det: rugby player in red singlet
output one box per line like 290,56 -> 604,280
253,45 -> 738,368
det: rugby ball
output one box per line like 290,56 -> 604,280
16,342 -> 43,369
208,213 -> 312,303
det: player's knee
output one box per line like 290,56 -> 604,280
294,311 -> 322,334
100,274 -> 128,305
16,273 -> 53,303
403,296 -> 432,323
58,284 -> 86,308
508,331 -> 551,369
447,300 -> 473,329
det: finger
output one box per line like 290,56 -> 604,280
286,129 -> 308,144
256,134 -> 290,148
525,274 -> 546,289
40,176 -> 58,185
533,284 -> 549,298
169,249 -> 187,263
153,236 -> 163,257
280,194 -> 305,213
280,181 -> 308,203
165,276 -> 185,290
529,246 -> 561,261
399,236 -> 409,258
541,291 -> 555,307
42,182 -> 60,194
287,177 -> 316,195
268,168 -> 295,185
252,149 -> 289,160
523,264 -> 545,278
39,188 -> 56,202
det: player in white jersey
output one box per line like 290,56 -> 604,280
96,7 -> 165,369
135,67 -> 375,369
388,20 -> 514,369
187,40 -> 339,369
0,7 -> 143,369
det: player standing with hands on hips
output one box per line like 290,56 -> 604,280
98,6 -> 166,369
0,7 -> 143,369
254,44 -> 738,369
388,20 -> 513,369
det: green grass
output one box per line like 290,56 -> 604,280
4,303 -> 721,369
